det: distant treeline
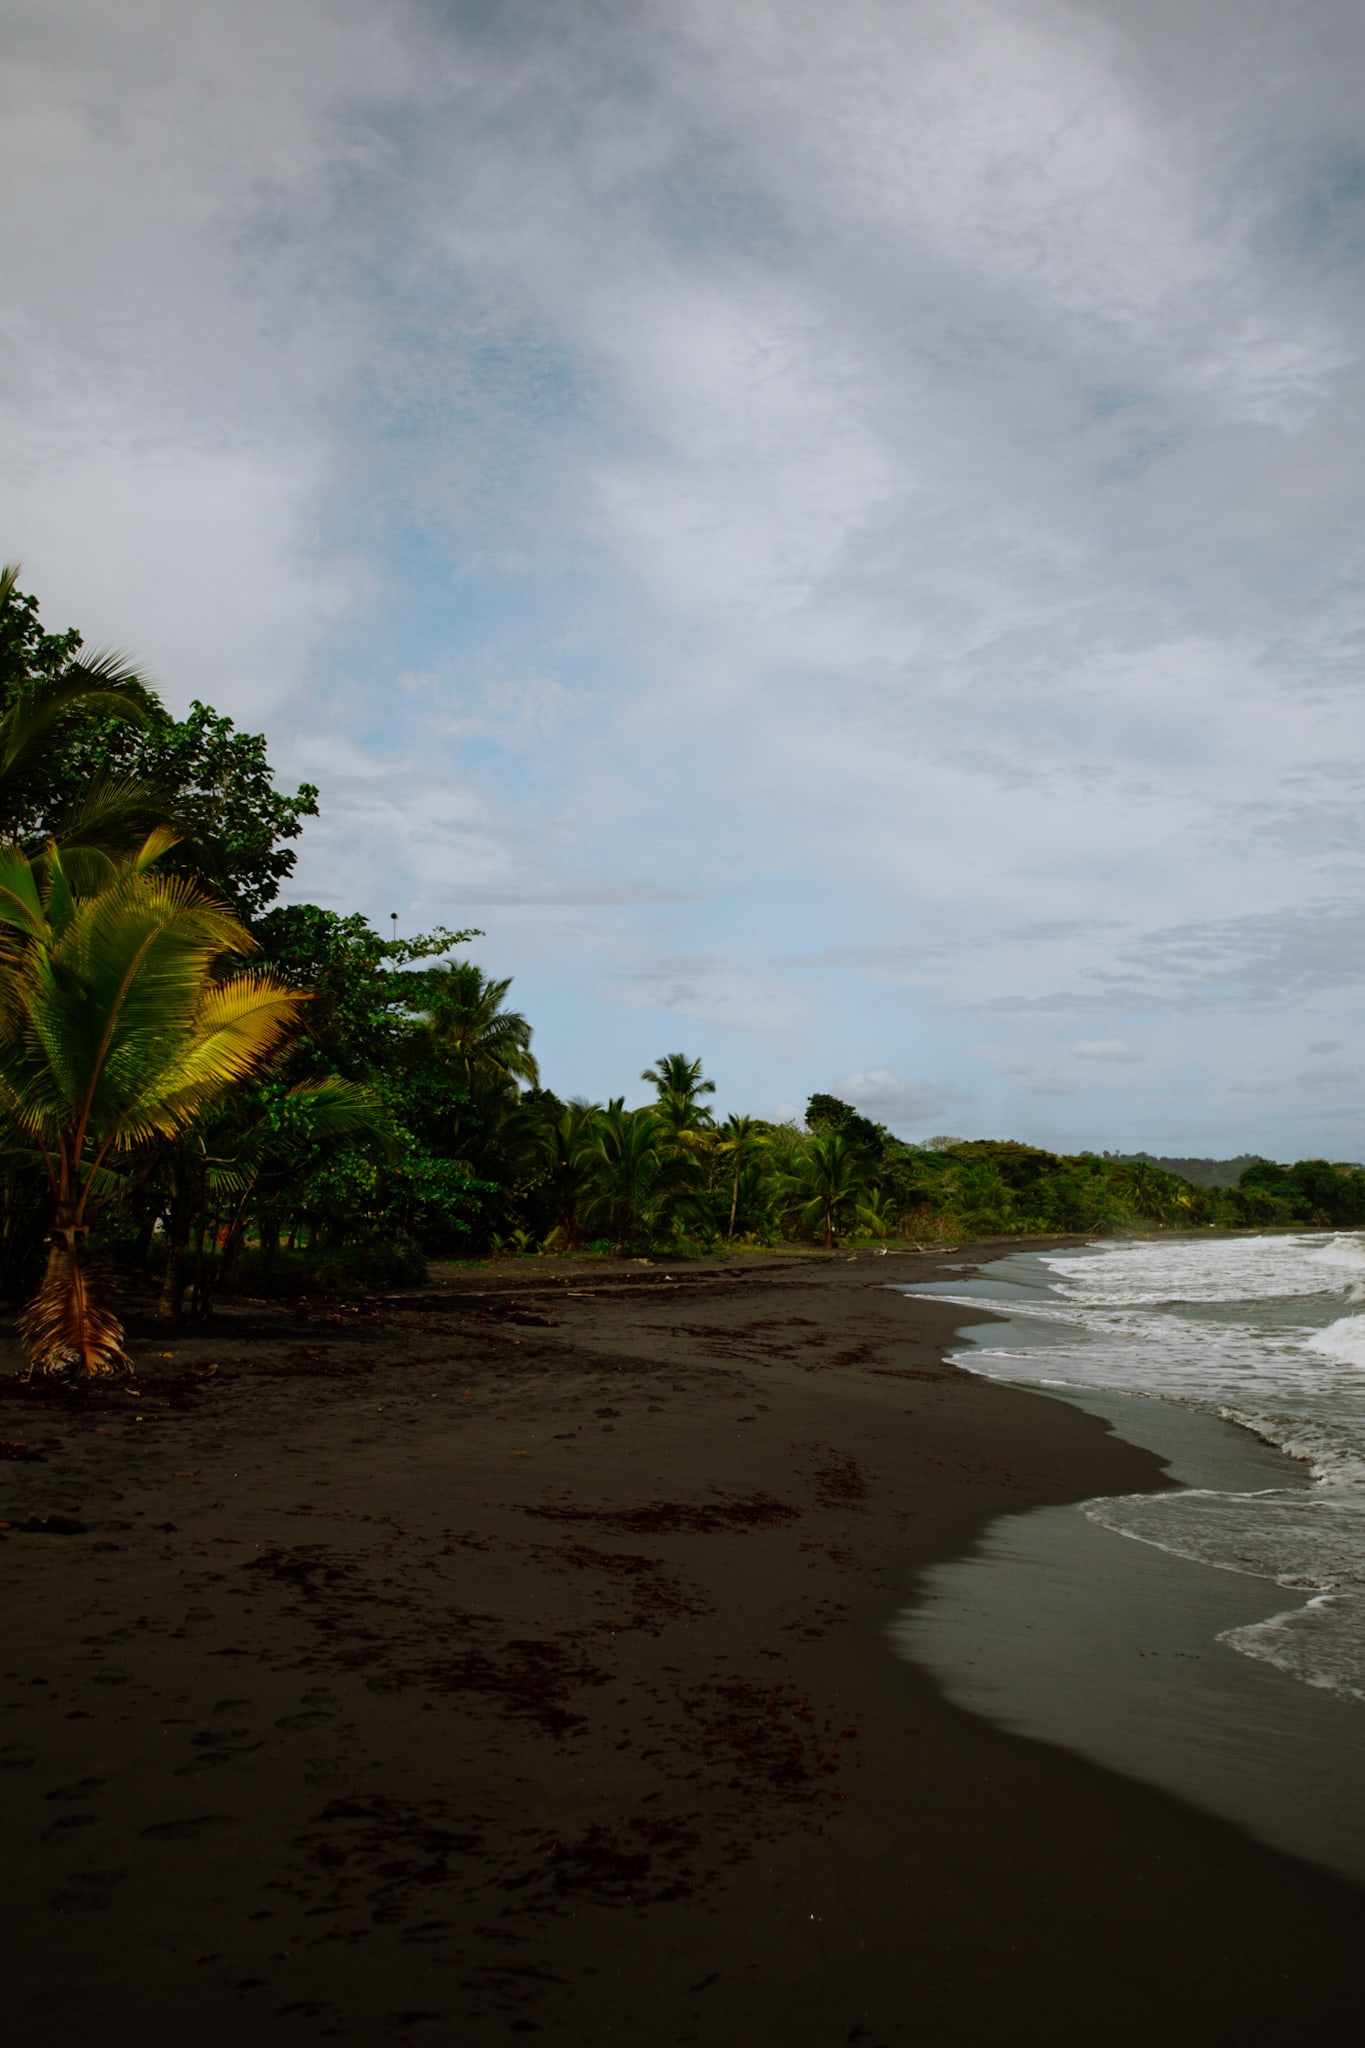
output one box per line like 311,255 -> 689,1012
817,1121 -> 1365,1239
1102,1151 -> 1266,1189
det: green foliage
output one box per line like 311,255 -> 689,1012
254,905 -> 481,1078
1,575 -> 320,915
1235,1158 -> 1365,1227
773,1131 -> 874,1249
804,1092 -> 883,1153
5,563 -> 1357,1333
62,701 -> 320,920
418,962 -> 538,1097
0,830 -> 308,1367
642,1052 -> 715,1107
0,563 -> 84,695
580,1104 -> 697,1252
1,563 -> 161,848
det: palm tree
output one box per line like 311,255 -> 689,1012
532,1096 -> 603,1250
422,962 -> 539,1103
641,1051 -> 715,1114
0,830 -> 308,1374
773,1132 -> 872,1251
582,1105 -> 692,1253
1,561 -> 161,847
1110,1160 -> 1188,1226
716,1113 -> 768,1239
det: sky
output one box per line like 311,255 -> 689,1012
6,0 -> 1365,1157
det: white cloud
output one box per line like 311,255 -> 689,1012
604,957 -> 812,1044
833,1067 -> 973,1126
10,1 -> 1365,1152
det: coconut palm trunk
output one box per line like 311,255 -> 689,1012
20,1213 -> 130,1378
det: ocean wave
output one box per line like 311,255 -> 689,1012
1220,1595 -> 1365,1707
1304,1313 -> 1365,1371
907,1231 -> 1365,1706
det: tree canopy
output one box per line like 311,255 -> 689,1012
1,569 -> 319,914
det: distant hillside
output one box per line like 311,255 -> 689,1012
1105,1152 -> 1264,1189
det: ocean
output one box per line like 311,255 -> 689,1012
891,1233 -> 1365,1884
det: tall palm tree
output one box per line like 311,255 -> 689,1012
532,1096 -> 603,1250
0,830 -> 308,1374
716,1113 -> 768,1240
641,1051 -> 716,1115
422,962 -> 539,1101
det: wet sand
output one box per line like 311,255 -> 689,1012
2,1245 -> 1362,2045
899,1381 -> 1365,1887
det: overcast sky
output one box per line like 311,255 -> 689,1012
7,0 -> 1365,1155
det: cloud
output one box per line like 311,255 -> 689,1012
833,1067 -> 973,1127
1229,1076 -> 1288,1094
604,956 -> 812,1043
9,1 -> 1365,1153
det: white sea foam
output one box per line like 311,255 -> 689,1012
1305,1313 -> 1365,1370
1221,1597 -> 1365,1705
904,1233 -> 1365,1706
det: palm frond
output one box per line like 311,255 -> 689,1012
108,975 -> 309,1145
0,844 -> 45,938
20,1247 -> 131,1377
50,777 -> 179,861
0,663 -> 155,774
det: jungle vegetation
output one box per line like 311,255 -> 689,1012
2,567 -> 1362,1373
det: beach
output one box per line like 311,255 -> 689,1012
3,1245 -> 1361,2046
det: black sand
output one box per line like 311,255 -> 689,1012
3,1247 -> 1361,2045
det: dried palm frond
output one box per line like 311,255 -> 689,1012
19,1239 -> 132,1378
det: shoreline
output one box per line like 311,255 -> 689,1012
897,1239 -> 1365,1886
3,1243 -> 1362,2044
899,1376 -> 1365,1886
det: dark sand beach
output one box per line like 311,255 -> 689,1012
3,1245 -> 1361,2046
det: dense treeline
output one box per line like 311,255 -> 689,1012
1101,1151 -> 1265,1190
2,569 -> 1362,1373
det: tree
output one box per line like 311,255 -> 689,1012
716,1113 -> 768,1239
804,1092 -> 883,1153
0,562 -> 161,845
583,1104 -> 692,1253
1,569 -> 318,914
421,963 -> 539,1101
254,905 -> 481,1079
156,1073 -> 392,1320
59,701 -> 321,920
0,830 -> 308,1373
642,1052 -> 715,1113
1108,1160 -> 1196,1226
529,1095 -> 603,1250
774,1132 -> 872,1250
